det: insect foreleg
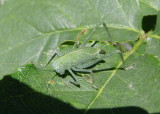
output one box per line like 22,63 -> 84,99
68,69 -> 80,87
54,48 -> 61,57
45,48 -> 60,66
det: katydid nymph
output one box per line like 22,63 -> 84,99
45,22 -> 125,87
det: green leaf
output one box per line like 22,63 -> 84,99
0,0 -> 143,78
144,11 -> 160,61
1,0 -> 160,113
135,1 -> 160,61
139,0 -> 159,15
1,41 -> 160,113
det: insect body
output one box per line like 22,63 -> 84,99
53,48 -> 106,74
46,22 -> 125,86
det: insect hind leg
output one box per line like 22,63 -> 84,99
99,50 -> 126,69
72,67 -> 93,76
68,69 -> 80,87
102,22 -> 126,69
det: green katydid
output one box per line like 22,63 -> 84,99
45,22 -> 125,87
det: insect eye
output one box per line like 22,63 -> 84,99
99,50 -> 106,54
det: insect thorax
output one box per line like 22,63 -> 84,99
52,62 -> 65,75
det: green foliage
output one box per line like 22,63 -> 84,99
0,0 -> 160,113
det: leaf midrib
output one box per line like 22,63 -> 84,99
0,25 -> 140,55
84,38 -> 145,114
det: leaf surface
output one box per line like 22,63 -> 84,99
0,0 -> 143,78
0,0 -> 160,113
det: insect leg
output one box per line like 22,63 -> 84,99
102,22 -> 126,69
73,35 -> 97,49
89,41 -> 97,47
72,29 -> 88,50
79,23 -> 101,48
72,41 -> 79,50
117,50 -> 126,69
99,50 -> 126,69
106,50 -> 126,69
68,69 -> 80,87
45,48 -> 60,66
102,22 -> 112,43
72,67 -> 93,74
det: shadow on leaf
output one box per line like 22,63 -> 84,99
0,75 -> 150,114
